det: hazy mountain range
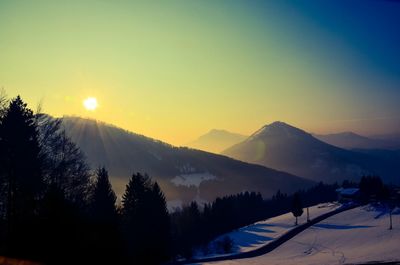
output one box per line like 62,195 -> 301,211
59,117 -> 399,205
186,129 -> 247,153
61,117 -> 313,205
187,129 -> 400,154
222,121 -> 399,184
314,132 -> 400,150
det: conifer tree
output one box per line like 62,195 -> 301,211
88,167 -> 120,264
0,96 -> 43,256
149,182 -> 170,263
121,173 -> 153,262
121,173 -> 170,264
291,192 -> 303,225
90,167 -> 117,223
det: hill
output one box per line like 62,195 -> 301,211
194,205 -> 400,265
61,117 -> 313,205
314,132 -> 399,150
186,129 -> 247,154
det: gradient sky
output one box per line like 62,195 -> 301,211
1,0 -> 399,145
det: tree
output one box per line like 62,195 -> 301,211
0,89 -> 7,221
0,94 -> 99,263
291,192 -> 303,225
89,167 -> 117,222
0,96 -> 43,256
39,183 -> 74,264
175,201 -> 202,258
35,113 -> 93,264
37,115 -> 91,207
0,88 -> 7,117
359,175 -> 384,201
121,172 -> 170,264
149,182 -> 171,263
88,167 -> 121,264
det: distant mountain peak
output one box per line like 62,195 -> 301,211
330,131 -> 364,137
186,129 -> 247,153
250,121 -> 310,140
314,131 -> 400,150
208,129 -> 233,135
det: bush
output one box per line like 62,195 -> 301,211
216,236 -> 234,254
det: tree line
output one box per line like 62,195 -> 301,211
169,182 -> 338,259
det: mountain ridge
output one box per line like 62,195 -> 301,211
60,116 -> 313,205
186,128 -> 247,153
223,121 -> 399,184
314,131 -> 400,150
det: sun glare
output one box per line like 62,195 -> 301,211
83,97 -> 98,111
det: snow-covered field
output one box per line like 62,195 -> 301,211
194,202 -> 341,258
193,204 -> 400,265
171,172 -> 217,188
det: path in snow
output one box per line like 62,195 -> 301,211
194,202 -> 341,259
191,204 -> 400,265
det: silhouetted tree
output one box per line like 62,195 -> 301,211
37,115 -> 91,207
175,201 -> 202,258
39,183 -> 75,264
0,89 -> 7,248
36,115 -> 93,264
121,172 -> 170,264
0,88 -> 7,117
90,167 -> 117,222
342,180 -> 358,188
87,167 -> 121,264
0,96 -> 43,257
291,192 -> 303,225
149,182 -> 171,263
359,175 -> 385,202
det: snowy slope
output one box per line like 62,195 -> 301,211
194,204 -> 400,265
195,203 -> 341,258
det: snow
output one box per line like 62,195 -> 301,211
171,172 -> 217,188
167,199 -> 183,211
194,202 -> 341,258
193,204 -> 400,265
336,188 -> 360,196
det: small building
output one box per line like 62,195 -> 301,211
336,187 -> 360,202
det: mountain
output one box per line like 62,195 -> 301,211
222,121 -> 399,184
186,129 -> 247,153
370,132 -> 400,148
61,117 -> 313,205
314,132 -> 399,150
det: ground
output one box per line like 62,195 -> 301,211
195,202 -> 341,258
192,204 -> 400,265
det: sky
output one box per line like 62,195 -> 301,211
0,0 -> 399,145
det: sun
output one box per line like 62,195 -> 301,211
83,97 -> 98,111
